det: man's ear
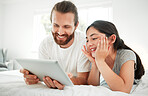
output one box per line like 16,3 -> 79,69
109,34 -> 116,44
75,21 -> 79,30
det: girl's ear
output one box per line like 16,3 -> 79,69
108,34 -> 116,44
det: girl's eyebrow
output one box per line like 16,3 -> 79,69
90,33 -> 99,37
86,33 -> 100,39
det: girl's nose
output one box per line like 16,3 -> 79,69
87,40 -> 93,47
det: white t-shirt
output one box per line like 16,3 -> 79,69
38,31 -> 90,76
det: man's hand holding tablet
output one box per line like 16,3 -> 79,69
20,69 -> 66,90
18,59 -> 74,90
20,69 -> 40,85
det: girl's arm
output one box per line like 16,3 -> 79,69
95,37 -> 134,93
95,36 -> 134,93
82,45 -> 100,85
96,60 -> 134,93
87,63 -> 100,85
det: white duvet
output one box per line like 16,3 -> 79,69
0,70 -> 148,96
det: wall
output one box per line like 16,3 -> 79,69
0,1 -> 2,48
2,0 -> 59,59
113,0 -> 148,69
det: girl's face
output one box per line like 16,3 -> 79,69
86,27 -> 108,57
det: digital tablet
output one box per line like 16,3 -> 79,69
16,58 -> 74,86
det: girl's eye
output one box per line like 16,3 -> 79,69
92,38 -> 98,40
86,40 -> 88,43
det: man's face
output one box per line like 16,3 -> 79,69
51,11 -> 77,45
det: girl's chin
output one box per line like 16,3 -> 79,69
91,52 -> 95,58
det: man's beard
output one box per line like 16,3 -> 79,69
52,31 -> 74,45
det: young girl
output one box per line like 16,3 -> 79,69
82,20 -> 145,93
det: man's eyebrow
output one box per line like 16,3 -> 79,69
64,25 -> 71,27
53,23 -> 58,25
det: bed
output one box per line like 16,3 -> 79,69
0,70 -> 148,96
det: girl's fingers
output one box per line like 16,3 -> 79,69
99,36 -> 103,50
82,49 -> 88,56
104,37 -> 106,49
100,36 -> 108,50
82,49 -> 95,63
103,37 -> 106,49
82,45 -> 88,55
83,45 -> 91,53
105,37 -> 108,50
103,36 -> 106,49
83,45 -> 87,51
97,39 -> 101,50
82,45 -> 90,57
82,49 -> 91,58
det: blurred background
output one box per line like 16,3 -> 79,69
0,0 -> 148,69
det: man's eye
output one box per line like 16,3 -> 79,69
64,26 -> 70,28
54,24 -> 59,27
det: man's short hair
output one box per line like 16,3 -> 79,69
50,0 -> 78,26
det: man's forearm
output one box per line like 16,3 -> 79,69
70,77 -> 87,85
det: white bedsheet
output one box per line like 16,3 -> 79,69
0,70 -> 148,96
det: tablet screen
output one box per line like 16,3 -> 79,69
16,58 -> 74,86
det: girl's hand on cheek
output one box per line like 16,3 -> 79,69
95,36 -> 110,62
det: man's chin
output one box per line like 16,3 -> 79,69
55,38 -> 67,45
57,42 -> 67,45
53,32 -> 74,46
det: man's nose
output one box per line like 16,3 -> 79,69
58,27 -> 65,35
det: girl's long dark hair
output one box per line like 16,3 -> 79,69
86,20 -> 145,79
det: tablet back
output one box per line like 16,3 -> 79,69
16,58 -> 74,86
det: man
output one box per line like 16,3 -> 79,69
20,1 -> 90,90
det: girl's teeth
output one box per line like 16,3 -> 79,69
91,49 -> 95,51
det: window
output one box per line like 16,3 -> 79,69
78,6 -> 112,32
